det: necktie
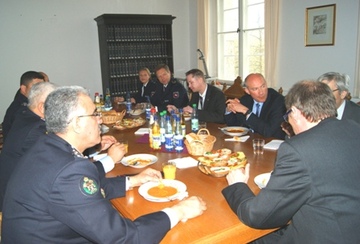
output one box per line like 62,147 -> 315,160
255,103 -> 260,117
163,85 -> 166,92
141,85 -> 145,97
199,96 -> 203,110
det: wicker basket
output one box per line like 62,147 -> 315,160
184,129 -> 216,156
101,110 -> 126,124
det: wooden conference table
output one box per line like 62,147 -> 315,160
105,119 -> 278,243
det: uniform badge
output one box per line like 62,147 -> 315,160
173,91 -> 179,99
80,176 -> 99,195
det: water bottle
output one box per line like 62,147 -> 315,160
159,111 -> 166,144
174,116 -> 184,152
165,115 -> 174,151
126,92 -> 131,113
104,88 -> 112,110
145,96 -> 151,120
191,104 -> 199,132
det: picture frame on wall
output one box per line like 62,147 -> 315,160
305,4 -> 336,46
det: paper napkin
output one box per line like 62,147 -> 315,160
224,135 -> 250,142
169,157 -> 199,169
264,139 -> 284,150
135,128 -> 149,135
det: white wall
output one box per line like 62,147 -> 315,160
277,0 -> 359,94
1,0 -> 359,119
0,0 -> 196,119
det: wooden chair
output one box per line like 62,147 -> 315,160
223,76 -> 246,99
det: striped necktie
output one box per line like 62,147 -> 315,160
255,103 -> 260,117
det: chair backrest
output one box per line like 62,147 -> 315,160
224,76 -> 246,99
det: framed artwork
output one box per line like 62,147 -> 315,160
305,4 -> 336,46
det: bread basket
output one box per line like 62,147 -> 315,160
184,129 -> 216,156
101,110 -> 126,124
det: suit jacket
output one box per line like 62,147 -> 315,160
132,80 -> 157,103
2,133 -> 170,243
342,100 -> 360,123
189,84 -> 226,123
0,107 -> 46,211
222,118 -> 360,243
151,78 -> 189,112
225,88 -> 286,139
1,89 -> 28,141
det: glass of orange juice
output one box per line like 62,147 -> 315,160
162,161 -> 176,180
119,139 -> 128,154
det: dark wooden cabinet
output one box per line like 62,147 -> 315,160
95,14 -> 175,97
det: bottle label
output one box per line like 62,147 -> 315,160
181,125 -> 186,137
191,118 -> 199,132
165,134 -> 174,151
160,128 -> 165,143
174,135 -> 184,152
146,109 -> 151,120
126,102 -> 131,112
152,135 -> 161,150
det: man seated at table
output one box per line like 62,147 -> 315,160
168,69 -> 226,123
0,82 -> 127,212
225,73 -> 286,139
222,80 -> 360,243
317,71 -> 360,123
151,64 -> 189,112
2,71 -> 44,141
2,86 -> 206,243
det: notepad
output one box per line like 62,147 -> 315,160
264,140 -> 284,150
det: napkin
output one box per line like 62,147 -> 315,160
135,128 -> 149,135
264,139 -> 284,150
224,135 -> 250,142
169,157 -> 198,169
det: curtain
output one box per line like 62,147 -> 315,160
353,2 -> 360,97
197,0 -> 208,72
264,0 -> 280,88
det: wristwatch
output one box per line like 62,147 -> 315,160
244,109 -> 251,116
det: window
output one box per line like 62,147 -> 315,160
217,0 -> 264,82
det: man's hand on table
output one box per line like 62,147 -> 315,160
171,196 -> 207,222
100,135 -> 117,151
129,168 -> 162,187
226,164 -> 250,185
107,142 -> 126,163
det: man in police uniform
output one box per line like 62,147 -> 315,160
151,64 -> 189,112
2,86 -> 206,243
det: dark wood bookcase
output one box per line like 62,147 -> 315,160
95,14 -> 176,97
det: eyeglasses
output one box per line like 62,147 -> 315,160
283,109 -> 292,122
332,88 -> 339,92
78,111 -> 102,118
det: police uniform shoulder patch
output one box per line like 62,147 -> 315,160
80,176 -> 99,195
173,91 -> 179,99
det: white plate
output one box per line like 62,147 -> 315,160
254,172 -> 271,189
121,154 -> 158,168
138,179 -> 187,202
220,126 -> 249,137
130,109 -> 145,116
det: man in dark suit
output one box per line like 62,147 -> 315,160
222,80 -> 360,243
317,71 -> 360,123
225,73 -> 286,139
151,64 -> 189,112
182,68 -> 225,123
2,86 -> 206,243
1,71 -> 44,141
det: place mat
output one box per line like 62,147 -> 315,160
136,134 -> 188,153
